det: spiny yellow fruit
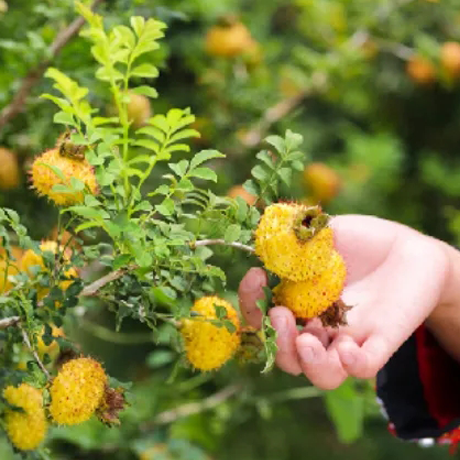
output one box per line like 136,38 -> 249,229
127,91 -> 152,129
205,21 -> 253,58
30,148 -> 97,206
49,357 -> 107,425
254,203 -> 334,282
0,147 -> 20,190
181,296 -> 241,371
273,250 -> 347,320
3,383 -> 47,451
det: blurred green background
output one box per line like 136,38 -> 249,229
1,0 -> 460,458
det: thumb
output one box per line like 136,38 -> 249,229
238,267 -> 268,329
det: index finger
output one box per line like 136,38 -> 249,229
238,267 -> 268,328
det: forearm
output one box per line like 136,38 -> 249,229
426,239 -> 460,362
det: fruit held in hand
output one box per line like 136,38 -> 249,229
255,203 -> 333,282
30,148 -> 97,206
303,162 -> 341,203
3,383 -> 47,451
181,296 -> 241,371
0,147 -> 20,190
273,250 -> 347,325
49,357 -> 107,425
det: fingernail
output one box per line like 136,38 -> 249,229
270,314 -> 287,334
341,351 -> 355,366
299,346 -> 315,363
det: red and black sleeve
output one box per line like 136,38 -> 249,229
376,324 -> 460,450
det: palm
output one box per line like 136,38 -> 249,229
239,215 -> 448,389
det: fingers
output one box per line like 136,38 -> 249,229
238,268 -> 268,328
296,334 -> 348,390
269,307 -> 302,375
336,335 -> 390,379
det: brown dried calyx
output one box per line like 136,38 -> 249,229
293,205 -> 330,242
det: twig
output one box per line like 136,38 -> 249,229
0,316 -> 20,330
0,0 -> 104,130
80,268 -> 127,297
19,325 -> 50,380
152,384 -> 241,425
192,239 -> 255,254
239,92 -> 308,149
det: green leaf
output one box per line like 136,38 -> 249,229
155,198 -> 175,216
53,111 -> 76,126
190,149 -> 225,170
169,160 -> 189,178
285,129 -> 304,152
265,135 -> 285,154
325,379 -> 364,444
130,85 -> 158,99
130,16 -> 145,37
251,165 -> 269,182
224,224 -> 241,243
188,167 -> 217,182
261,316 -> 277,374
130,63 -> 159,79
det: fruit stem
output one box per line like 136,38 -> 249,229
191,239 -> 255,254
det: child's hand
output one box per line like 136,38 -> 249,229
238,215 -> 450,389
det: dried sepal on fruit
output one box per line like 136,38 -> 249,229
181,296 -> 241,371
49,357 -> 107,425
255,203 -> 333,282
3,383 -> 47,451
273,250 -> 348,326
30,147 -> 97,206
96,386 -> 127,426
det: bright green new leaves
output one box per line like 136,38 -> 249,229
244,129 -> 307,204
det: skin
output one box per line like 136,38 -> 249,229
238,214 -> 460,390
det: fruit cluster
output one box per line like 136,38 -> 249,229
255,203 -> 349,327
2,357 -> 125,451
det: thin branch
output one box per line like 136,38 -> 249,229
0,0 -> 104,130
19,325 -> 50,380
0,316 -> 20,330
192,239 -> 255,254
80,268 -> 127,297
152,384 -> 241,425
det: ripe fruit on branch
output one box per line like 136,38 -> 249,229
303,162 -> 341,203
3,383 -> 47,451
0,246 -> 23,293
406,56 -> 436,85
49,357 -> 107,425
254,203 -> 333,282
441,42 -> 460,79
273,250 -> 349,327
30,148 -> 97,206
205,21 -> 254,58
181,296 -> 241,371
127,91 -> 152,129
0,147 -> 20,190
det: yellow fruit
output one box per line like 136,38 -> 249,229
0,246 -> 23,293
49,357 -> 107,425
227,185 -> 257,206
37,325 -> 65,358
30,148 -> 97,206
181,296 -> 241,371
0,147 -> 20,190
273,250 -> 346,319
20,240 -> 77,298
441,42 -> 460,79
406,56 -> 436,85
127,91 -> 152,129
205,22 -> 253,58
3,383 -> 47,451
254,203 -> 333,282
303,162 -> 341,203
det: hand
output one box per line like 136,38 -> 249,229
238,215 -> 450,389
